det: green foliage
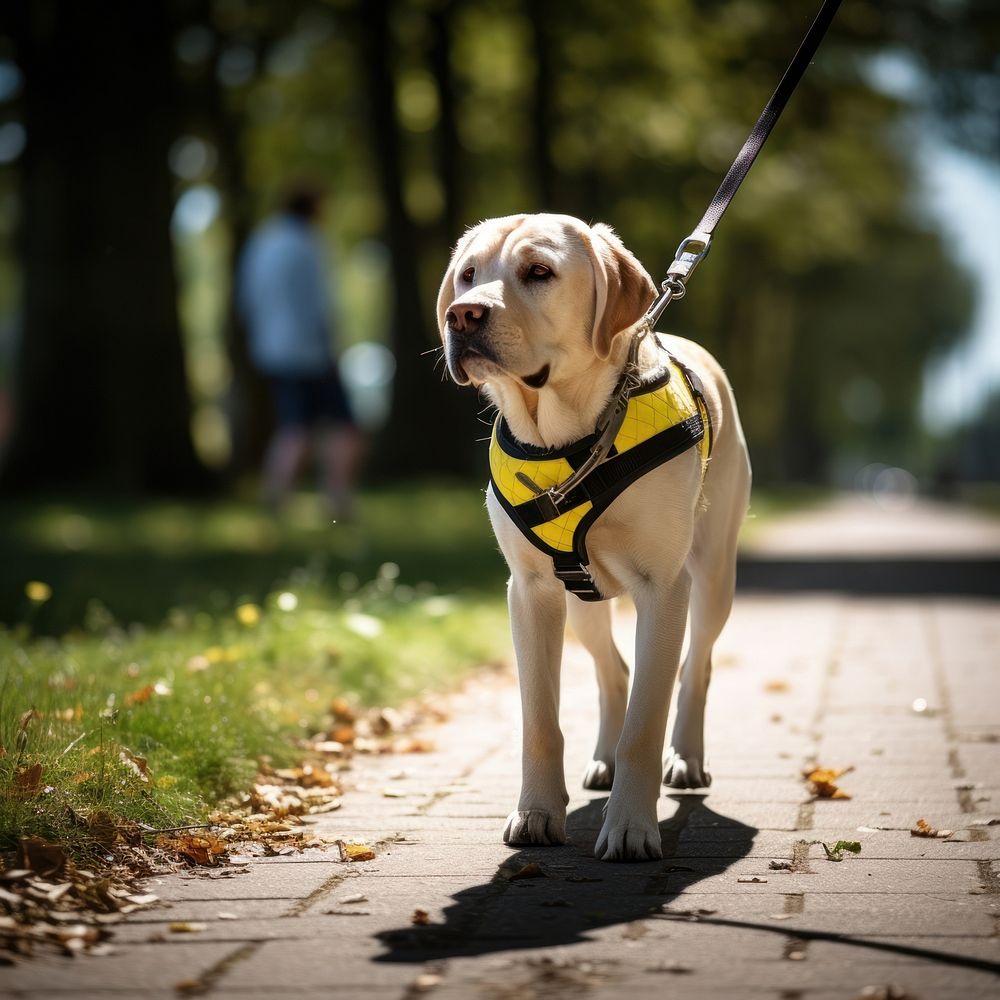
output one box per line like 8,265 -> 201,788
179,0 -> 977,483
0,485 -> 509,853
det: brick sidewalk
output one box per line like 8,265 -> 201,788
4,505 -> 999,999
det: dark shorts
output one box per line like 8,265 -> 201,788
268,369 -> 355,429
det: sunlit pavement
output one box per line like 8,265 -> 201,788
6,496 -> 999,999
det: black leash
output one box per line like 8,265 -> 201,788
645,0 -> 842,327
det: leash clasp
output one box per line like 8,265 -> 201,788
645,230 -> 713,328
667,230 -> 713,284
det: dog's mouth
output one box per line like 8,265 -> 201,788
521,364 -> 550,390
447,342 -> 501,385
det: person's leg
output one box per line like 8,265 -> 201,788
315,368 -> 365,518
320,424 -> 365,519
263,429 -> 309,509
263,377 -> 311,510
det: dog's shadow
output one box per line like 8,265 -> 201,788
374,794 -> 755,962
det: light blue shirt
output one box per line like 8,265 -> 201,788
237,215 -> 339,376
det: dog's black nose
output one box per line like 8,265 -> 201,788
446,302 -> 489,336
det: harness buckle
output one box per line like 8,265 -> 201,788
553,561 -> 601,600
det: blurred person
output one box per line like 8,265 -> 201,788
238,183 -> 363,517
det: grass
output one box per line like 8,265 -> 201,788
0,480 -> 815,857
0,483 -> 510,855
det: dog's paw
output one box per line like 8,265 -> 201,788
663,750 -> 711,789
594,815 -> 661,862
582,759 -> 614,791
502,809 -> 567,846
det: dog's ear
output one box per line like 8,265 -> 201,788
436,227 -> 478,341
588,223 -> 655,360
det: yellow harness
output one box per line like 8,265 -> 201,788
489,352 -> 711,600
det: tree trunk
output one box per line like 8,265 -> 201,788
525,1 -> 558,211
355,0 -> 481,479
1,0 -> 207,493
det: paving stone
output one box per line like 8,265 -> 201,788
0,941 -> 233,994
145,861 -> 346,901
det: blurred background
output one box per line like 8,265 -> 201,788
0,0 -> 997,631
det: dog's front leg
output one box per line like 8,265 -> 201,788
503,572 -> 570,846
595,572 -> 691,861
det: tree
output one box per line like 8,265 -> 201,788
0,0 -> 208,492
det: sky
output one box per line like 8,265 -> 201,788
867,50 -> 1000,432
918,142 -> 1000,430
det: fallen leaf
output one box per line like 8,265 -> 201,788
820,840 -> 862,861
910,818 -> 952,838
768,859 -> 793,871
119,748 -> 151,783
763,680 -> 790,693
174,980 -> 205,993
17,837 -> 67,877
217,912 -> 239,920
339,841 -> 376,863
156,832 -> 229,867
506,862 -> 546,882
124,684 -> 156,707
169,922 -> 207,933
804,764 -> 853,799
411,908 -> 431,925
14,762 -> 44,797
339,894 -> 368,904
646,960 -> 694,974
330,697 -> 357,722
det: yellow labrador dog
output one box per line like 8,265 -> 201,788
437,214 -> 751,861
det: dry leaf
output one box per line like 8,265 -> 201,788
804,764 -> 853,799
910,818 -> 951,838
339,841 -> 376,863
505,862 -> 546,882
396,737 -> 435,754
119,748 -> 151,783
15,762 -> 44,797
124,684 -> 155,707
17,837 -> 67,878
156,832 -> 229,867
763,680 -> 790,693
330,697 -> 356,722
169,922 -> 207,933
411,908 -> 431,925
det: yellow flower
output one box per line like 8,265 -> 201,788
235,603 -> 261,627
25,581 -> 52,603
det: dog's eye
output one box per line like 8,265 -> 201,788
461,266 -> 475,283
525,263 -> 553,281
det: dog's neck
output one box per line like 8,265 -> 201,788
487,332 -> 663,450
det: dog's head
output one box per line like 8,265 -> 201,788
436,214 -> 655,391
